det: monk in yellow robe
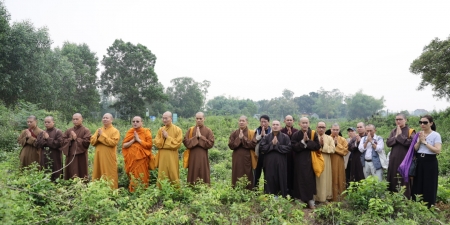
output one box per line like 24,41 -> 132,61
154,111 -> 183,187
183,112 -> 215,185
122,116 -> 153,192
314,121 -> 335,203
90,113 -> 120,189
330,123 -> 349,201
18,115 -> 43,168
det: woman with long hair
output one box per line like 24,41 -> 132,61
411,115 -> 442,208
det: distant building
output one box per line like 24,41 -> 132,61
300,112 -> 319,119
412,109 -> 429,116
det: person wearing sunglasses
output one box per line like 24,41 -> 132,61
91,113 -> 120,189
412,115 -> 442,208
122,116 -> 153,192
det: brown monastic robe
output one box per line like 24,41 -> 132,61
183,125 -> 215,184
386,125 -> 414,198
291,128 -> 320,202
228,127 -> 257,190
330,135 -> 349,201
60,125 -> 91,180
259,131 -> 291,197
36,127 -> 63,181
18,127 -> 43,168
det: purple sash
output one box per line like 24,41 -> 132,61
398,133 -> 419,183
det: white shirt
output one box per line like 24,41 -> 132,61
358,134 -> 384,160
417,131 -> 442,154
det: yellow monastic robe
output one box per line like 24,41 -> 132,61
330,136 -> 349,201
90,125 -> 120,189
154,123 -> 183,187
315,134 -> 335,202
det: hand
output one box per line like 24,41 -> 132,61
98,128 -> 102,137
366,135 -> 372,142
419,131 -> 426,143
287,127 -> 292,136
334,136 -> 338,145
356,135 -> 361,142
162,130 -> 168,138
43,132 -> 49,139
303,131 -> 309,141
70,130 -> 77,140
239,129 -> 244,139
319,135 -> 324,146
261,128 -> 266,136
196,127 -> 201,138
134,131 -> 141,142
25,130 -> 31,138
272,135 -> 278,145
395,126 -> 402,137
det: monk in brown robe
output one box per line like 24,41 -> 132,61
122,116 -> 153,192
183,112 -> 215,185
18,115 -> 43,168
36,116 -> 63,181
386,113 -> 415,198
260,120 -> 291,197
291,117 -> 320,209
280,115 -> 298,197
347,122 -> 366,183
91,113 -> 120,189
228,115 -> 257,190
330,123 -> 349,201
60,113 -> 91,180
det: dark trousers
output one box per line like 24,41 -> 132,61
254,154 -> 265,188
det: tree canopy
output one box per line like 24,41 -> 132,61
166,77 -> 210,118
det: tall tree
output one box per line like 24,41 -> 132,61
206,96 -> 257,116
282,89 -> 294,100
314,88 -> 344,119
345,90 -> 385,119
100,39 -> 166,119
61,42 -> 100,117
0,2 -> 10,90
293,94 -> 316,114
166,77 -> 210,118
410,36 -> 450,100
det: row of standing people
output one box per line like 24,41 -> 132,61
17,112 -> 442,208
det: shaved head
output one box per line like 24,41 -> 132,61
44,116 -> 54,122
196,112 -> 205,118
103,113 -> 113,120
162,111 -> 173,126
299,117 -> 310,131
72,113 -> 83,126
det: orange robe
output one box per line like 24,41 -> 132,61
18,127 -> 43,168
122,127 -> 153,192
330,136 -> 349,201
90,125 -> 120,189
154,124 -> 182,187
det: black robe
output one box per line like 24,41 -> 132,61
291,128 -> 320,202
281,126 -> 298,196
386,125 -> 414,198
347,135 -> 365,183
36,127 -> 63,181
260,132 -> 291,197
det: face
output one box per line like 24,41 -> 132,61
331,126 -> 340,137
272,121 -> 281,132
347,130 -> 355,139
239,117 -> 248,129
299,118 -> 309,131
27,118 -> 37,129
284,116 -> 294,127
44,118 -> 54,129
316,122 -> 326,135
72,115 -> 82,126
162,113 -> 172,126
395,115 -> 406,127
356,123 -> 365,135
419,118 -> 432,130
132,117 -> 142,129
196,113 -> 205,127
365,125 -> 375,137
260,118 -> 269,129
102,114 -> 113,126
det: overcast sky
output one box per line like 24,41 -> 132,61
5,0 -> 450,112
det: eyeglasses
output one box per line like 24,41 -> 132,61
395,118 -> 403,121
419,121 -> 429,125
132,121 -> 140,123
317,126 -> 326,129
